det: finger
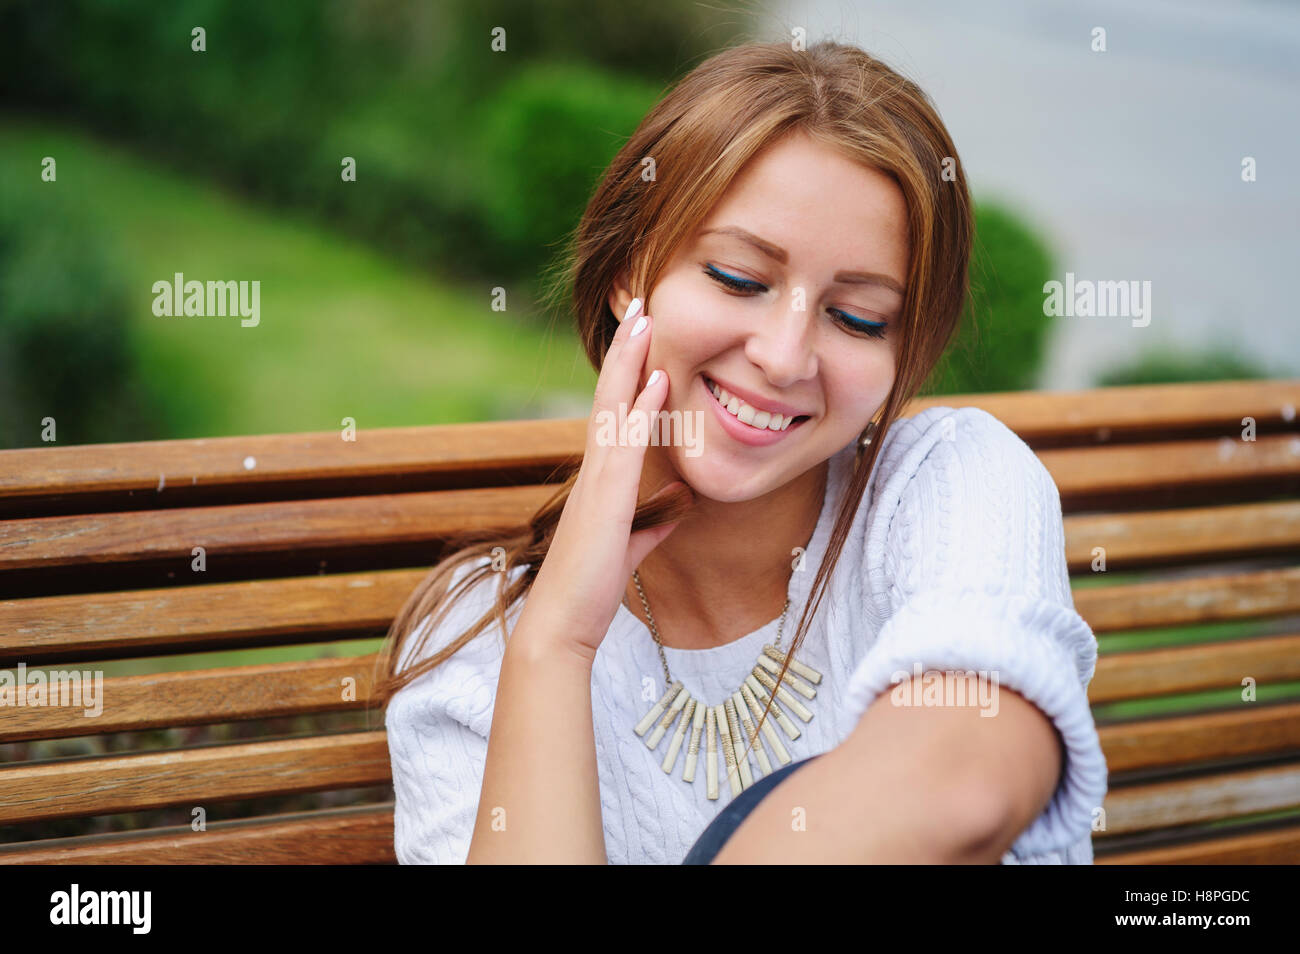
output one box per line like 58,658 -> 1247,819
591,302 -> 651,420
625,480 -> 692,573
599,365 -> 669,491
625,517 -> 683,576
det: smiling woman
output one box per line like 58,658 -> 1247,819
376,38 -> 1108,866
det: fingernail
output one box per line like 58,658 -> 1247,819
630,315 -> 648,337
646,369 -> 662,387
622,298 -> 643,322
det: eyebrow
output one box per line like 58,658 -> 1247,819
697,225 -> 905,296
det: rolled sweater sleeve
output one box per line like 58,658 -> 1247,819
385,559 -> 514,864
841,407 -> 1109,859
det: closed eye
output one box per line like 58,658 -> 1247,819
703,263 -> 888,340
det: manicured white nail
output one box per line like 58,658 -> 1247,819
622,298 -> 643,322
646,369 -> 662,387
630,315 -> 648,337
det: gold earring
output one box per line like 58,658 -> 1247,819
857,420 -> 879,451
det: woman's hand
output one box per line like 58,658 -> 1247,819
520,296 -> 691,660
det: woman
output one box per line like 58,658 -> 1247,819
377,39 -> 1108,864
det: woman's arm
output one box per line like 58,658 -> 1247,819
466,596 -> 606,864
466,299 -> 684,864
715,407 -> 1106,863
711,672 -> 1063,863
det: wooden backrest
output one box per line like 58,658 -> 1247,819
1,380 -> 1298,863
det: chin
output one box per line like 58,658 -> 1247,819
668,450 -> 794,504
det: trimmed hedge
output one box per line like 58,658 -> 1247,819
925,203 -> 1056,395
0,179 -> 154,447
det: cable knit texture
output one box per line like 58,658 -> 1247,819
386,406 -> 1109,864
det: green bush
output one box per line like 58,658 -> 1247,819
1095,346 -> 1274,386
0,180 -> 153,448
474,61 -> 661,279
925,203 -> 1055,395
0,0 -> 726,290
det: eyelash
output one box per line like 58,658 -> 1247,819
702,264 -> 888,340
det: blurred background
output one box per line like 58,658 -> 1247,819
2,0 -> 1298,845
4,0 -> 1293,451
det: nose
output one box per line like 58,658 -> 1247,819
742,294 -> 819,388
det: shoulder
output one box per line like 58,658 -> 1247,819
387,555 -> 529,739
877,404 -> 1039,481
868,405 -> 1057,524
858,404 -> 1072,615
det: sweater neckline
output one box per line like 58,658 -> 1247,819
613,441 -> 855,674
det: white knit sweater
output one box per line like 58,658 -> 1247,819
386,406 -> 1110,864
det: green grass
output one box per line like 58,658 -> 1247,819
0,116 -> 596,440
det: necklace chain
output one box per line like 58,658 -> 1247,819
631,569 -> 791,687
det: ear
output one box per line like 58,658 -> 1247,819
607,269 -> 637,323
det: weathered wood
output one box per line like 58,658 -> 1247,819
0,485 -> 552,572
0,731 -> 391,825
1097,702 -> 1300,773
909,379 -> 1300,444
1063,500 -> 1300,571
1097,821 -> 1300,864
1037,433 -> 1300,509
0,655 -> 379,743
1074,567 -> 1300,633
0,378 -> 1295,864
0,804 -> 395,864
0,419 -> 586,517
5,442 -> 1295,574
1090,633 -> 1300,703
0,569 -> 429,665
3,380 -> 1293,515
1097,762 -> 1300,836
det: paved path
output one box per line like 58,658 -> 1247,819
770,0 -> 1300,387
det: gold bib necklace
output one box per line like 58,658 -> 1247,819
629,569 -> 824,800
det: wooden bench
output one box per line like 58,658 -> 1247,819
2,378 -> 1298,864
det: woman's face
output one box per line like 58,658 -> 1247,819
613,129 -> 909,503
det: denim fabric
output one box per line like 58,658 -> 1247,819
681,754 -> 823,864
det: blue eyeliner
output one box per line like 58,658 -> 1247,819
703,263 -> 888,338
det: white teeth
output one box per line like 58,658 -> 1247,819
708,379 -> 801,432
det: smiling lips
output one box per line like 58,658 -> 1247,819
703,375 -> 810,437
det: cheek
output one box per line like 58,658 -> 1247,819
647,283 -> 735,364
826,349 -> 895,413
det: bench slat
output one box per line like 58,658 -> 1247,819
7,628 -> 1300,742
0,485 -> 552,573
4,701 -> 1298,824
0,731 -> 390,825
0,804 -> 394,864
2,450 -> 1293,582
1098,701 -> 1300,773
1063,500 -> 1300,571
0,569 -> 428,665
1090,632 -> 1300,703
1075,566 -> 1300,633
0,656 -> 378,743
1036,434 -> 1300,508
0,419 -> 585,517
1097,820 -> 1300,864
3,380 -> 1291,514
911,379 -> 1300,442
1098,761 -> 1300,836
4,566 -> 1296,666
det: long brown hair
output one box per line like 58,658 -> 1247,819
374,39 -> 973,754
